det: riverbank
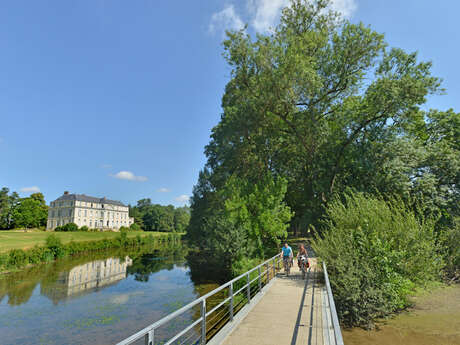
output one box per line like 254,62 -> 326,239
0,231 -> 181,273
0,230 -> 165,253
342,284 -> 460,345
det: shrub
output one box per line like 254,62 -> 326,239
8,249 -> 28,268
312,192 -> 442,328
46,234 -> 66,258
130,223 -> 141,231
79,225 -> 89,232
119,226 -> 130,232
438,217 -> 460,281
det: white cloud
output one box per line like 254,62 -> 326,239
248,0 -> 289,32
174,195 -> 190,204
209,4 -> 244,35
330,0 -> 357,18
210,0 -> 357,34
112,171 -> 147,182
157,188 -> 171,193
20,186 -> 40,194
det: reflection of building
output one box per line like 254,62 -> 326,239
41,256 -> 133,304
47,191 -> 134,230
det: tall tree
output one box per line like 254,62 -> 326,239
198,0 -> 443,235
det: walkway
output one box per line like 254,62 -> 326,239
221,259 -> 336,345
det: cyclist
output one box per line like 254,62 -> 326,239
297,243 -> 309,269
280,242 -> 293,272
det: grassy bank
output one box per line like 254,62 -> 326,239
0,230 -> 165,253
0,231 -> 181,273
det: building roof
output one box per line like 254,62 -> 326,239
54,193 -> 127,207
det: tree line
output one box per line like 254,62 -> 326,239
129,198 -> 190,232
0,188 -> 48,229
185,0 -> 459,325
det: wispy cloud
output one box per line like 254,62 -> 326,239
157,188 -> 171,193
0,137 -> 4,144
330,0 -> 357,18
174,195 -> 190,204
209,4 -> 244,35
101,164 -> 112,169
111,171 -> 148,182
20,186 -> 40,193
210,0 -> 357,34
248,0 -> 289,32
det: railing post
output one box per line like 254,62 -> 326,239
229,282 -> 234,321
272,258 -> 276,277
144,329 -> 154,345
246,272 -> 251,303
266,263 -> 269,282
201,299 -> 206,345
258,266 -> 262,291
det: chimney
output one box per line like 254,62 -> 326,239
64,191 -> 69,195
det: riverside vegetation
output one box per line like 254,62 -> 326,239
186,0 -> 460,328
0,230 -> 181,273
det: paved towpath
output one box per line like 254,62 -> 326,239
221,258 -> 333,345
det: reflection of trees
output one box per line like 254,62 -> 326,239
127,245 -> 187,282
187,250 -> 230,285
0,242 -> 187,306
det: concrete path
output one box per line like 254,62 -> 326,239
221,259 -> 332,345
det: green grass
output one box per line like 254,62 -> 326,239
0,230 -> 164,253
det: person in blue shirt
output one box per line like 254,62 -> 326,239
280,242 -> 293,272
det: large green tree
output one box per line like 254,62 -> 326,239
196,0 -> 452,237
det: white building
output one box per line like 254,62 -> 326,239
47,191 -> 134,230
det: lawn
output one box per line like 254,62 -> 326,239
0,230 -> 163,253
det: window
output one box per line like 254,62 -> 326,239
89,220 -> 92,227
101,211 -> 104,217
84,210 -> 87,217
102,204 -> 104,209
78,210 -> 81,216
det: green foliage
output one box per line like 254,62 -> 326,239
437,217 -> 460,281
129,223 -> 141,231
187,173 -> 292,279
0,189 -> 48,229
46,234 -> 66,258
312,192 -> 442,327
129,200 -> 190,232
79,225 -> 89,232
0,232 -> 180,272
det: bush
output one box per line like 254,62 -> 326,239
438,217 -> 460,281
79,225 -> 89,232
130,223 -> 141,231
8,249 -> 28,268
46,234 -> 66,258
312,192 -> 442,328
119,226 -> 130,232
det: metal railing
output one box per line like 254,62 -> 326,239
322,262 -> 344,345
116,254 -> 281,345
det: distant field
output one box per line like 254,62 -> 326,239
0,230 -> 162,253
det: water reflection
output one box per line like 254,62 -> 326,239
41,256 -> 133,304
0,244 -> 202,345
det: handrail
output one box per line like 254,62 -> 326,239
322,262 -> 344,345
116,254 -> 281,345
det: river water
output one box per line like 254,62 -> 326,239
342,284 -> 460,345
0,245 -> 218,345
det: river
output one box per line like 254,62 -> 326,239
0,244 -> 218,345
342,284 -> 460,345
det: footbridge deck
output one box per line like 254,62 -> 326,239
116,255 -> 343,345
219,260 -> 341,345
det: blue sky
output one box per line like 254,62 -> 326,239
1,0 -> 458,206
